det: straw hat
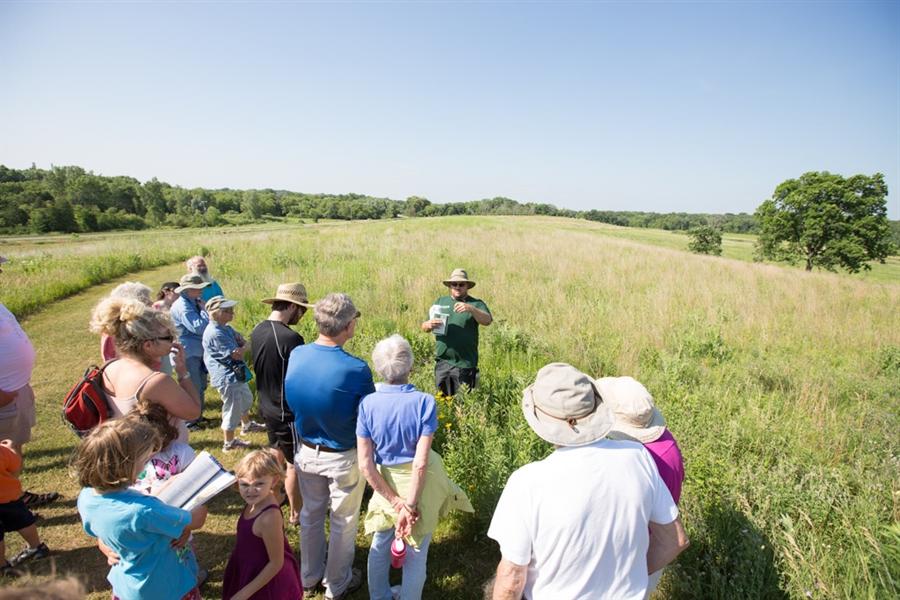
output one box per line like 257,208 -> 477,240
442,268 -> 475,288
261,283 -> 314,308
521,363 -> 614,447
601,377 -> 666,443
205,295 -> 238,314
174,274 -> 211,294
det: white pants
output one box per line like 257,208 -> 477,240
295,445 -> 365,599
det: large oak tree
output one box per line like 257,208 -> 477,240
754,172 -> 892,273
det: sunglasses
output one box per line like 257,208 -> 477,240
449,282 -> 468,288
150,335 -> 174,343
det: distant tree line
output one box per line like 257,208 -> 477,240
0,165 -> 894,249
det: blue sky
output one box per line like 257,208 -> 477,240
1,2 -> 898,217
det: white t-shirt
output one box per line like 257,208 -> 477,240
487,439 -> 679,600
0,303 -> 36,393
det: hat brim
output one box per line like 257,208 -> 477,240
521,384 -> 614,447
213,299 -> 238,309
174,282 -> 211,293
606,406 -> 667,443
261,296 -> 314,308
442,279 -> 475,288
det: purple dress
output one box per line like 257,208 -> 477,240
222,504 -> 302,600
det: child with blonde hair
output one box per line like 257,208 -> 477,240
222,450 -> 301,600
74,418 -> 207,600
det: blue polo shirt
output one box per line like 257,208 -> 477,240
357,383 -> 438,466
285,343 -> 375,451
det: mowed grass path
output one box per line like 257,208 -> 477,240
3,216 -> 899,598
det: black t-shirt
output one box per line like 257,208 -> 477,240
250,320 -> 304,421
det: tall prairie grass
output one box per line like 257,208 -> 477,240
5,216 -> 898,598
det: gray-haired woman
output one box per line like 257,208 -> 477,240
356,335 -> 472,600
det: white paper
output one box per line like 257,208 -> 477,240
429,305 -> 449,335
155,451 -> 236,510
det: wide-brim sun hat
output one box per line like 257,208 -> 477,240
174,274 -> 211,294
522,362 -> 614,447
205,295 -> 238,313
442,268 -> 475,288
261,283 -> 314,308
601,376 -> 666,443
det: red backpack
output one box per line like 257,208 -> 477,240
62,360 -> 117,437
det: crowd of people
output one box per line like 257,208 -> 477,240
0,254 -> 689,599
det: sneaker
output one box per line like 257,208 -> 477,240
9,542 -> 50,567
390,585 -> 401,600
240,420 -> 267,434
0,561 -> 21,578
223,438 -> 251,452
326,568 -> 363,600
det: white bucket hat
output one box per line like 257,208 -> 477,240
521,363 -> 614,447
600,376 -> 667,443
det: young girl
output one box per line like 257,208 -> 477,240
128,399 -> 196,495
202,295 -> 265,452
74,418 -> 207,600
222,450 -> 301,600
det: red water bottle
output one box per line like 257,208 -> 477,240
390,537 -> 407,568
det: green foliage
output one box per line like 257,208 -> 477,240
754,172 -> 892,273
688,225 -> 723,255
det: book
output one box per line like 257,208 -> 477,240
155,450 -> 235,511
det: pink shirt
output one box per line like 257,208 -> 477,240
643,429 -> 684,504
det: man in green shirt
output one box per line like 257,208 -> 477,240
421,268 -> 492,396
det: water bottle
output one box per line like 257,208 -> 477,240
390,537 -> 407,568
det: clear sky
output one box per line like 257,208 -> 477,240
1,1 -> 898,217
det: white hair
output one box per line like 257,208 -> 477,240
109,282 -> 152,306
372,335 -> 413,384
314,293 -> 359,337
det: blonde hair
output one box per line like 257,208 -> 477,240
372,334 -> 413,383
71,419 -> 162,492
127,398 -> 179,450
110,281 -> 153,306
89,297 -> 176,356
234,449 -> 284,483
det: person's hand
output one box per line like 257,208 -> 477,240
171,528 -> 190,549
230,347 -> 245,360
396,508 -> 415,538
453,302 -> 471,314
171,342 -> 187,373
98,539 -> 120,566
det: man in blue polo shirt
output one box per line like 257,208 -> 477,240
285,292 -> 374,600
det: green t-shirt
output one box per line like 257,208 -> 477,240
431,295 -> 491,369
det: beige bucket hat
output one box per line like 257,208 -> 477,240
522,363 -> 614,447
174,274 -> 211,294
442,268 -> 475,288
601,376 -> 666,443
261,283 -> 315,308
205,295 -> 238,314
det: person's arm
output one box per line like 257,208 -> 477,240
405,434 -> 432,512
357,436 -> 404,508
97,538 -> 120,566
172,505 -> 208,549
492,558 -> 527,600
229,509 -> 285,600
142,371 -> 201,421
647,516 -> 689,574
454,301 -> 493,326
181,305 -> 209,336
0,389 -> 16,408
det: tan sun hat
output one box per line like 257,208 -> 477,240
174,274 -> 211,294
205,295 -> 238,314
601,376 -> 666,443
442,268 -> 475,288
522,363 -> 614,447
261,283 -> 314,308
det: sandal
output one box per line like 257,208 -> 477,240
20,490 -> 60,508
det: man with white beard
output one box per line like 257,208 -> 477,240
185,255 -> 224,303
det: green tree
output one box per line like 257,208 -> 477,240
754,172 -> 892,272
688,226 -> 723,255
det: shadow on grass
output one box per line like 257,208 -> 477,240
664,501 -> 788,600
33,497 -> 82,528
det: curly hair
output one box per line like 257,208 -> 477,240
89,297 -> 176,356
71,419 -> 162,492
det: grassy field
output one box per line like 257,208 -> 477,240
1,216 -> 898,599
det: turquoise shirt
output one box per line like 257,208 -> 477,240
432,295 -> 491,369
77,488 -> 197,600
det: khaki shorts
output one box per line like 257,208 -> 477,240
0,385 -> 36,446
